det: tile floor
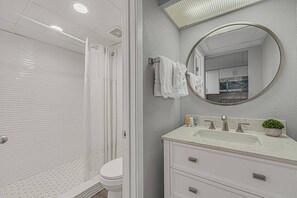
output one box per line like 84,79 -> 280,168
92,189 -> 108,198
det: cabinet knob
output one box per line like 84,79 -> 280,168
189,187 -> 198,194
253,173 -> 266,181
188,157 -> 198,163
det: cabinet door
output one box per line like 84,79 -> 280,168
235,66 -> 248,77
220,67 -> 235,78
206,70 -> 219,94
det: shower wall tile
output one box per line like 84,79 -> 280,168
0,29 -> 85,188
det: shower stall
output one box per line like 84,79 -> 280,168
0,1 -> 123,197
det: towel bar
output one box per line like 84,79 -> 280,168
148,57 -> 160,65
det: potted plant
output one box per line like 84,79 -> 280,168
262,119 -> 284,137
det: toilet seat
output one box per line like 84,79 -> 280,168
100,157 -> 123,180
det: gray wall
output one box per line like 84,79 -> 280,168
143,0 -> 180,197
179,0 -> 297,140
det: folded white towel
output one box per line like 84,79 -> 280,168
188,72 -> 204,95
154,56 -> 188,98
196,76 -> 203,94
188,72 -> 199,92
159,56 -> 178,98
173,62 -> 183,88
153,61 -> 162,97
173,62 -> 188,97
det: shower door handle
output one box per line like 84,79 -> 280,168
0,135 -> 8,144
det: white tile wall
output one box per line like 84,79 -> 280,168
0,29 -> 85,189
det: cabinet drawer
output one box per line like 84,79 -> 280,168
171,142 -> 297,197
171,169 -> 261,198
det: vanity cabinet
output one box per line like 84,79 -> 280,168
164,141 -> 297,198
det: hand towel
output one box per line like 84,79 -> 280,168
173,62 -> 188,97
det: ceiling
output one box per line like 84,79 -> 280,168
0,0 -> 123,54
199,26 -> 268,57
162,0 -> 263,29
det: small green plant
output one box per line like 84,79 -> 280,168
262,119 -> 284,129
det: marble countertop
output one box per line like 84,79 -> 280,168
162,126 -> 297,166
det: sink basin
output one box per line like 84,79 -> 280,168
194,129 -> 261,146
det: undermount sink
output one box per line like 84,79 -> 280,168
194,129 -> 261,146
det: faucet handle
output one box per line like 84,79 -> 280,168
236,123 -> 250,133
205,120 -> 216,130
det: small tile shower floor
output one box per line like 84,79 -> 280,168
92,189 -> 107,198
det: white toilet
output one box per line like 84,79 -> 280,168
99,157 -> 123,198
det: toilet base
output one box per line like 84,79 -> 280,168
107,191 -> 122,198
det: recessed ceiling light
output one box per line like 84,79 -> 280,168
50,25 -> 63,32
73,2 -> 89,14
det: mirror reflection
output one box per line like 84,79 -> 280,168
187,24 -> 281,105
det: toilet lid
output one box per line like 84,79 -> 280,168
100,157 -> 123,180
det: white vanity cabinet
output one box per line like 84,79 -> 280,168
164,140 -> 297,198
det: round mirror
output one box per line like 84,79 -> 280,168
186,22 -> 284,105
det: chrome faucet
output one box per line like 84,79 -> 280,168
221,115 -> 229,131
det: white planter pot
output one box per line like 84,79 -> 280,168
264,128 -> 282,137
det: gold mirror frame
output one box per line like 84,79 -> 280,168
186,22 -> 284,106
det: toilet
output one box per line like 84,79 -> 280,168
99,157 -> 123,198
